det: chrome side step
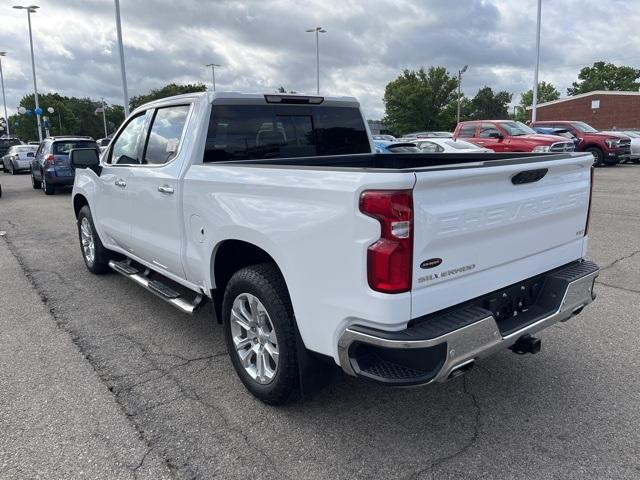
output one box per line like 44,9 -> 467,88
108,260 -> 205,315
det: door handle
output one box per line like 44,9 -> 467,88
115,179 -> 127,188
158,185 -> 174,194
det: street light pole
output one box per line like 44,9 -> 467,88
114,0 -> 130,117
531,0 -> 542,122
457,65 -> 468,124
306,27 -> 326,95
205,63 -> 220,91
0,52 -> 10,137
13,5 -> 42,142
101,97 -> 108,137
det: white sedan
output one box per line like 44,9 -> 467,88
412,138 -> 494,153
2,144 -> 38,174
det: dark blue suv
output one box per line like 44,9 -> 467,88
31,136 -> 99,195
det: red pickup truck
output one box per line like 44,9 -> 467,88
453,120 -> 575,153
530,120 -> 631,166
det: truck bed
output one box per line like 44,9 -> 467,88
212,152 -> 586,171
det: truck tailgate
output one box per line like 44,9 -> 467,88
411,154 -> 592,317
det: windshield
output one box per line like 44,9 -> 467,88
445,140 -> 482,150
571,122 -> 599,133
499,121 -> 536,136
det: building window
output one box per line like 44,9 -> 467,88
591,99 -> 600,109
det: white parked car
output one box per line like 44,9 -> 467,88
71,92 -> 599,404
413,138 -> 494,153
2,144 -> 38,174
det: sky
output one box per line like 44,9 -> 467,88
0,0 -> 638,121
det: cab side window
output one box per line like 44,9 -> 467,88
143,105 -> 190,165
109,112 -> 147,165
479,123 -> 501,138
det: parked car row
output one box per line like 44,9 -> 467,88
376,119 -> 637,167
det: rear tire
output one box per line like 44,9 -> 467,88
222,263 -> 299,405
77,205 -> 112,274
43,174 -> 55,195
31,172 -> 41,189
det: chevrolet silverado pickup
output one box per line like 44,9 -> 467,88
70,92 -> 599,404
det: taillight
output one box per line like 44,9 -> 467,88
45,154 -> 55,165
359,190 -> 413,293
585,166 -> 594,236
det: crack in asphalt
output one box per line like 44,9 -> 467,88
132,447 -> 154,480
108,333 -> 294,480
1,233 -> 177,480
596,280 -> 640,295
599,249 -> 640,272
403,376 -> 482,480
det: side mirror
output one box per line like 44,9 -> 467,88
70,148 -> 100,170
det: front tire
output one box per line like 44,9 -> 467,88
222,264 -> 299,405
586,147 -> 604,167
77,205 -> 112,274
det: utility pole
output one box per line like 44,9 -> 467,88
13,5 -> 42,141
457,65 -> 468,124
206,63 -> 220,91
531,0 -> 542,122
306,27 -> 326,94
0,52 -> 9,137
101,97 -> 108,137
114,0 -> 130,117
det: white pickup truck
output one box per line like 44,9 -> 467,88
70,92 -> 599,404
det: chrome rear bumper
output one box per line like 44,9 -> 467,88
338,261 -> 599,385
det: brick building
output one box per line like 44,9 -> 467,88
529,91 -> 640,130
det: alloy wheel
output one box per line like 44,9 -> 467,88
80,217 -> 96,265
230,293 -> 280,384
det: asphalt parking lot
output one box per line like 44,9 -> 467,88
1,166 -> 639,480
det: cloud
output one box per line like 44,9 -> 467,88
0,0 -> 637,122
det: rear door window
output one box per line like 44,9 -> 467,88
143,105 -> 190,165
204,104 -> 369,162
458,124 -> 477,138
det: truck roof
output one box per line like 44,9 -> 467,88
136,91 -> 361,111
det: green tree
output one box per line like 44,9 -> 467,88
516,81 -> 560,121
520,81 -> 560,109
567,61 -> 640,95
8,93 -> 126,142
382,67 -> 459,135
129,82 -> 207,110
469,86 -> 512,120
